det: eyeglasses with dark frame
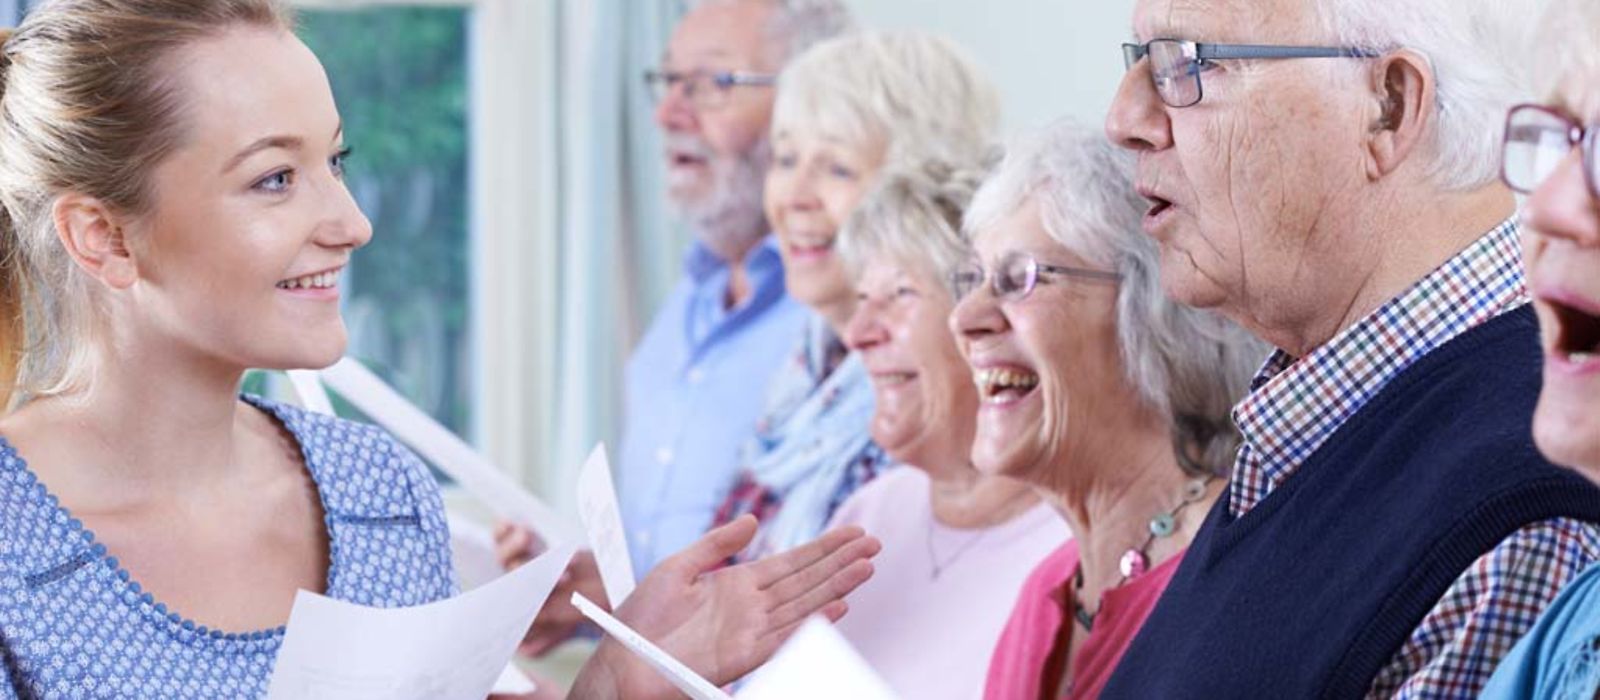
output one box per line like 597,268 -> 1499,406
642,69 -> 777,110
1501,103 -> 1600,201
950,252 -> 1122,303
1122,39 -> 1380,108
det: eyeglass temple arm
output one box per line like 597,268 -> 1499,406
1040,264 -> 1123,283
1196,44 -> 1380,60
724,72 -> 776,86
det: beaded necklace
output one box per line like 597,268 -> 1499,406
1071,475 -> 1213,631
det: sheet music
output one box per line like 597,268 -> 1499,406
265,547 -> 574,700
571,592 -> 733,700
736,617 -> 899,699
317,357 -> 580,545
286,369 -> 336,416
576,444 -> 637,607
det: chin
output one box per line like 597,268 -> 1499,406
1160,255 -> 1229,311
970,437 -> 1030,481
1533,392 -> 1600,483
264,331 -> 349,372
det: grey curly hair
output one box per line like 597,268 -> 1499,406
965,120 -> 1267,477
836,157 -> 995,293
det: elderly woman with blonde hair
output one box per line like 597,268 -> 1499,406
710,29 -> 1003,560
821,160 -> 1071,699
952,121 -> 1264,700
1480,0 -> 1600,696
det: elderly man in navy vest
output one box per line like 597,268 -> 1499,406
1102,0 -> 1600,696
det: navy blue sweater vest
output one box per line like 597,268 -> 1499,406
1100,307 -> 1600,699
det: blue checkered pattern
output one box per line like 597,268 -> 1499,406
1369,519 -> 1600,698
1225,218 -> 1600,698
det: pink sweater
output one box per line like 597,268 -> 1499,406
984,540 -> 1185,700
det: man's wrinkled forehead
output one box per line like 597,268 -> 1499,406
664,0 -> 779,71
1131,0 -> 1319,44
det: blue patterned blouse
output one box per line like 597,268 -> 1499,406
0,395 -> 457,698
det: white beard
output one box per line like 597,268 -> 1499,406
665,134 -> 772,262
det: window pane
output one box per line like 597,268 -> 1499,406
297,6 -> 475,437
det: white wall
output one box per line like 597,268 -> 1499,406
850,0 -> 1138,136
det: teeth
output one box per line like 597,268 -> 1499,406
1570,352 -> 1595,364
972,368 -> 1040,400
792,236 -> 834,250
277,269 -> 340,291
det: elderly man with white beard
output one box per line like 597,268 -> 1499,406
494,0 -> 853,657
1099,0 -> 1600,697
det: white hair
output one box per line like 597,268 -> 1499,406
1313,0 -> 1553,191
836,158 -> 992,292
965,120 -> 1267,476
691,0 -> 855,66
765,0 -> 855,63
1533,0 -> 1600,100
771,30 -> 1001,169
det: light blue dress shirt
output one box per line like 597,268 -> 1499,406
616,236 -> 810,576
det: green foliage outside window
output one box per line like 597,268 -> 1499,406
297,7 -> 474,435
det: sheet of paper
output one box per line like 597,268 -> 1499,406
318,357 -> 580,545
736,617 -> 899,700
490,664 -> 537,695
286,369 -> 336,416
571,592 -> 733,700
576,444 -> 636,607
265,546 -> 575,700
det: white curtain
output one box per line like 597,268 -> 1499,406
534,0 -> 692,512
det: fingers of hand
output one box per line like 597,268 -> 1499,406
494,524 -> 537,570
671,515 -> 759,577
761,533 -> 879,605
742,599 -> 849,672
523,612 -> 583,657
747,525 -> 868,587
765,557 -> 874,632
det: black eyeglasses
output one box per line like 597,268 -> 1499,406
642,69 -> 776,110
950,252 -> 1121,302
1122,39 -> 1379,108
1501,104 -> 1600,201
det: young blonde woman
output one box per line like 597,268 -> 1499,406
0,1 -> 875,697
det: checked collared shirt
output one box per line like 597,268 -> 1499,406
1227,218 -> 1600,698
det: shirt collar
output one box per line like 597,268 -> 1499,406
683,234 -> 783,284
1228,217 -> 1530,515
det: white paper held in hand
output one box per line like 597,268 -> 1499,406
570,592 -> 733,700
735,616 -> 900,700
317,357 -> 580,545
576,444 -> 637,607
285,369 -> 336,416
265,546 -> 575,700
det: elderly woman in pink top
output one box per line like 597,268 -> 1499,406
826,160 -> 1071,700
951,121 -> 1261,700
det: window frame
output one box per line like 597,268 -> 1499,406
291,0 -> 560,500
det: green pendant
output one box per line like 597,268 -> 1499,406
1149,513 -> 1176,538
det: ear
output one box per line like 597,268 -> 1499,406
1364,49 -> 1435,180
52,193 -> 139,290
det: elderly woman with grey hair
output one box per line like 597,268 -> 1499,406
709,30 -> 1002,560
821,161 -> 1071,700
953,121 -> 1264,700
